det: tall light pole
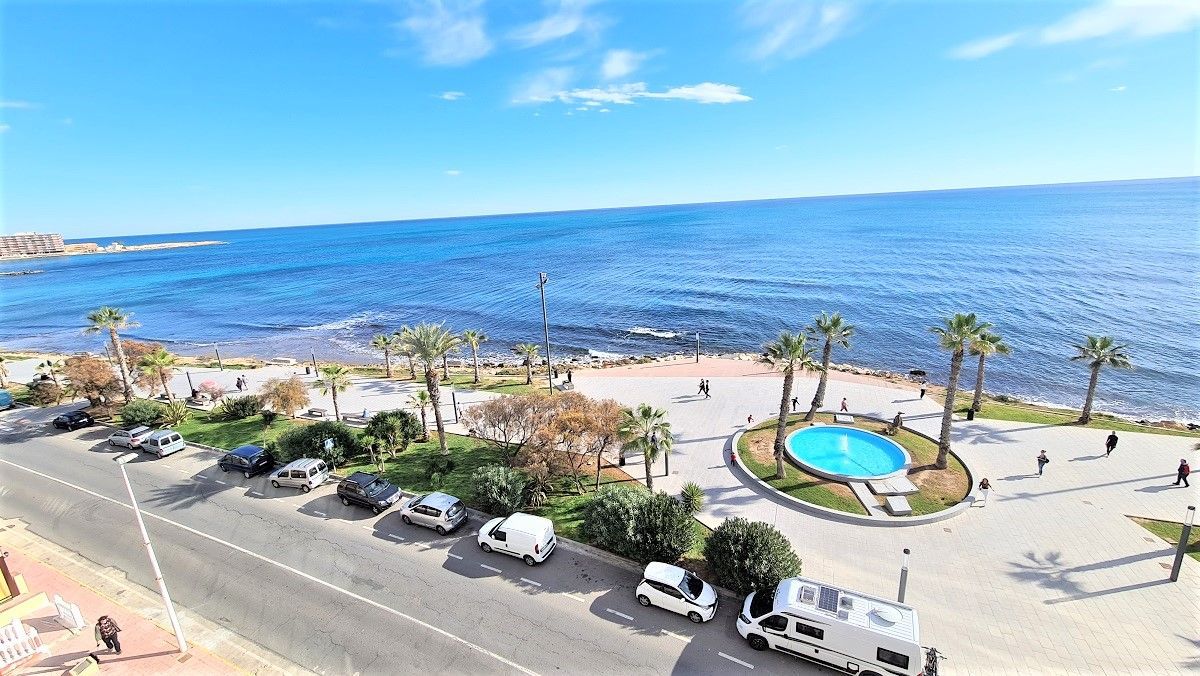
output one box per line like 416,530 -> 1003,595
115,454 -> 188,653
1169,505 -> 1195,582
536,272 -> 553,394
695,332 -> 700,363
897,548 -> 911,603
213,345 -> 224,371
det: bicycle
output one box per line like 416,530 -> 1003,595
923,646 -> 947,676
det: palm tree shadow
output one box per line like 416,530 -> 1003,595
144,479 -> 228,510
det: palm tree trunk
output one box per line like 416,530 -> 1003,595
524,361 -> 533,385
407,356 -> 416,380
425,368 -> 448,454
160,372 -> 174,402
595,450 -> 604,491
936,351 -> 964,469
773,371 -> 795,479
384,348 -> 393,378
971,353 -> 987,412
1079,364 -> 1101,424
472,349 -> 481,384
442,355 -> 449,380
330,388 -> 341,421
419,407 -> 429,441
805,340 -> 833,421
644,444 -> 655,492
110,329 -> 133,402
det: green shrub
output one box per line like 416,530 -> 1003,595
160,400 -> 190,426
425,455 -> 456,481
274,421 -> 359,468
679,482 -> 705,514
629,492 -> 696,564
704,517 -> 802,595
471,465 -> 528,516
583,485 -> 649,559
365,410 -> 423,456
214,394 -> 261,421
524,472 -> 552,509
260,409 -> 279,427
121,399 -> 164,427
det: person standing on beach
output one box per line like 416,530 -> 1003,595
1036,450 -> 1049,476
1104,431 -> 1118,457
94,615 -> 121,654
840,397 -> 849,412
1174,459 -> 1190,487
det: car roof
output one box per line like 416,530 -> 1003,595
418,492 -> 462,509
60,410 -> 89,418
643,562 -> 686,585
346,471 -> 380,484
121,425 -> 150,434
229,445 -> 265,457
500,513 -> 553,533
145,429 -> 178,440
280,458 -> 325,470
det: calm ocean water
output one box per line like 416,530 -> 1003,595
2,178 -> 1197,420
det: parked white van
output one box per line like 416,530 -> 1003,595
736,576 -> 924,676
477,513 -> 556,566
270,458 -> 330,492
140,429 -> 186,458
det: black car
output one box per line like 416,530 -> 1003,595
52,410 -> 94,431
218,445 -> 276,479
337,472 -> 401,515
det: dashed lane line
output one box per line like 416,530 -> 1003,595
248,491 -> 265,497
480,564 -> 503,573
360,525 -> 373,531
519,578 -> 542,587
312,511 -> 327,517
387,534 -> 405,541
565,593 -> 586,603
662,630 -> 689,643
447,553 -> 464,560
214,479 -> 228,485
605,608 -> 634,621
0,457 -> 540,676
718,652 -> 754,669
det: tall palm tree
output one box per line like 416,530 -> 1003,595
930,313 -> 991,468
394,326 -> 418,379
371,333 -> 398,378
968,331 -> 1011,413
138,348 -> 178,402
804,311 -> 854,421
761,332 -> 821,479
36,359 -> 63,387
84,306 -> 138,403
462,329 -> 488,384
409,390 -> 431,441
513,343 -> 540,385
618,404 -> 673,492
317,365 -> 353,421
1071,335 -> 1132,424
400,322 -> 460,455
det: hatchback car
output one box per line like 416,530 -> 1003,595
270,458 -> 329,492
635,562 -> 718,623
52,410 -> 94,431
399,492 -> 468,535
337,472 -> 401,515
218,445 -> 276,479
108,425 -> 152,448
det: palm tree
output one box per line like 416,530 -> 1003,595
0,355 -> 8,387
139,348 -> 178,402
804,311 -> 854,421
317,365 -> 353,421
930,313 -> 991,469
513,343 -> 540,385
399,322 -> 461,454
968,331 -> 1011,413
618,404 -> 673,492
1071,335 -> 1132,424
394,326 -> 418,379
409,390 -> 431,441
36,359 -> 63,387
84,306 -> 138,402
462,329 -> 488,384
371,334 -> 398,378
761,332 -> 821,479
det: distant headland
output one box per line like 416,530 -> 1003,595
0,232 -> 225,261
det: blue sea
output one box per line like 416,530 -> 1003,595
2,178 -> 1197,421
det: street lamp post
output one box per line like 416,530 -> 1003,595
114,454 -> 188,653
1169,506 -> 1195,582
213,345 -> 224,371
536,272 -> 553,394
897,548 -> 911,603
311,350 -> 319,377
695,332 -> 700,364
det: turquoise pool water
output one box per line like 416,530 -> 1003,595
785,426 -> 909,480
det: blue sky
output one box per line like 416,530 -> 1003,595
2,0 -> 1197,238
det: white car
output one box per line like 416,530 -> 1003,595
108,426 -> 152,448
635,562 -> 718,623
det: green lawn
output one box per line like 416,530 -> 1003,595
170,410 -> 299,449
3,384 -> 34,406
948,394 -> 1200,438
1132,517 -> 1200,561
443,373 -> 542,396
738,421 -> 867,515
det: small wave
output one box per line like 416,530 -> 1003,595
298,311 -> 388,332
628,326 -> 680,339
588,349 -> 626,360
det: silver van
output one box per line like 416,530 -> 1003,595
399,492 -> 468,535
269,458 -> 329,493
141,429 -> 186,458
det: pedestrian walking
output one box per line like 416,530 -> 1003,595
552,366 -> 559,379
978,477 -> 991,506
94,615 -> 121,654
791,396 -> 798,412
840,397 -> 849,412
1174,459 -> 1191,487
1036,450 -> 1049,476
566,368 -> 572,384
747,414 -> 754,425
698,379 -> 706,396
704,379 -> 711,399
1104,431 -> 1118,457
919,379 -> 927,399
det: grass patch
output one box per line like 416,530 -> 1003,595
4,384 -> 34,406
941,392 -> 1200,438
1131,517 -> 1200,561
444,373 -> 542,396
170,410 -> 299,449
739,418 -> 867,515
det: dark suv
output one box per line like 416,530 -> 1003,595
218,445 -> 276,479
337,472 -> 401,515
52,410 -> 94,431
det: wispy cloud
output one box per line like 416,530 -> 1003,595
950,0 -> 1200,59
511,67 -> 576,103
1109,84 -> 1127,92
0,100 -> 38,109
508,0 -> 606,48
0,124 -> 10,133
740,0 -> 858,61
601,49 -> 651,80
554,82 -> 752,105
397,0 -> 492,66
445,169 -> 463,176
438,91 -> 466,100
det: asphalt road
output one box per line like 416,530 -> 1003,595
0,404 -> 828,676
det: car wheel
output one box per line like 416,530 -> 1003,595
243,471 -> 252,479
340,497 -> 350,506
435,525 -> 447,536
301,484 -> 311,493
401,515 -> 412,525
371,505 -> 382,515
523,555 -> 536,566
221,466 -> 229,472
688,611 -> 703,624
480,543 -> 492,553
637,594 -> 651,607
271,480 -> 281,488
747,635 -> 769,651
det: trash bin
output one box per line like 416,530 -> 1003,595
305,366 -> 312,375
618,453 -> 626,467
966,408 -> 975,421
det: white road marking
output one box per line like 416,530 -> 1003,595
388,534 -> 405,541
565,593 -> 586,603
360,525 -> 373,531
416,543 -> 431,550
249,491 -> 265,497
662,630 -> 689,643
447,553 -> 463,560
214,480 -> 228,485
605,608 -> 634,621
312,511 -> 327,517
718,653 -> 754,669
519,578 -> 542,587
0,458 -> 541,676
480,564 -> 502,573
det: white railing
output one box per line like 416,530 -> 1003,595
0,617 -> 49,668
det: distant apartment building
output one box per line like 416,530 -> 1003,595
0,232 -> 65,258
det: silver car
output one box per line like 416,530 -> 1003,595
108,425 -> 152,448
269,458 -> 329,493
399,492 -> 468,535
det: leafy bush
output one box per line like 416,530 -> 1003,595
62,356 -> 121,406
704,518 -> 802,595
29,381 -> 63,406
365,410 -> 423,457
583,485 -> 649,559
160,400 -> 190,426
471,465 -> 529,516
424,455 -> 456,481
213,394 -> 261,421
629,492 -> 696,564
121,399 -> 164,427
524,471 -> 552,508
679,482 -> 705,514
273,421 -> 359,468
260,409 -> 279,427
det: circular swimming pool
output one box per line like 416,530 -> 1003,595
785,426 -> 910,481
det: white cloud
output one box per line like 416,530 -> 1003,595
511,67 -> 576,103
438,91 -> 466,100
950,0 -> 1200,59
554,81 -> 752,105
601,49 -> 650,80
1109,84 -> 1127,92
740,0 -> 858,61
445,169 -> 462,176
598,108 -> 610,113
0,100 -> 37,109
509,0 -> 605,47
397,0 -> 492,66
0,124 -> 9,133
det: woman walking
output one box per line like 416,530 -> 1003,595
95,615 -> 122,654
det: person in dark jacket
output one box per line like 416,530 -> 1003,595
95,615 -> 121,654
1175,459 -> 1191,487
1104,431 -> 1118,457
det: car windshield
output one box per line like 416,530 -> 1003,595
364,479 -> 390,496
682,572 -> 705,600
410,494 -> 428,507
749,584 -> 777,618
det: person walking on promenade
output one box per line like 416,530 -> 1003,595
1105,431 -> 1119,457
747,414 -> 754,425
791,396 -> 798,412
919,379 -> 927,399
704,379 -> 711,399
566,368 -> 572,384
95,615 -> 121,654
1036,450 -> 1050,476
698,379 -> 706,396
978,477 -> 991,506
840,397 -> 849,412
1174,459 -> 1191,487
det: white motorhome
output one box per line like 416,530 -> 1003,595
736,576 -> 923,676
